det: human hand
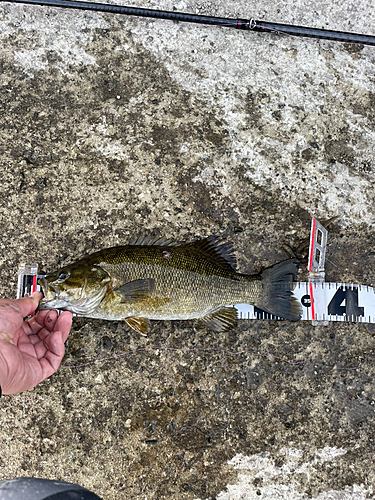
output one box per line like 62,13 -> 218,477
0,292 -> 72,395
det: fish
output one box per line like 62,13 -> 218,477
38,236 -> 302,334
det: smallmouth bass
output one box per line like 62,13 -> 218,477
38,236 -> 302,334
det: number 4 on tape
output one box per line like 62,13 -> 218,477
305,218 -> 375,324
235,218 -> 375,324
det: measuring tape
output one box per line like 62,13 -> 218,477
17,220 -> 375,324
235,282 -> 375,323
235,219 -> 375,324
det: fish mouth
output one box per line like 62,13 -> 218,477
38,278 -> 61,308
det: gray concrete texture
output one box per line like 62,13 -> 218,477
1,0 -> 375,498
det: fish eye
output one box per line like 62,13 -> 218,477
57,272 -> 70,282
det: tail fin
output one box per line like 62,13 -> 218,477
257,259 -> 302,321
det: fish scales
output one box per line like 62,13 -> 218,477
39,237 -> 302,333
98,256 -> 263,320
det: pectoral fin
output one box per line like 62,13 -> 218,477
199,307 -> 238,333
125,316 -> 150,335
115,278 -> 155,303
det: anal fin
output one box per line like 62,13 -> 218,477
199,307 -> 238,333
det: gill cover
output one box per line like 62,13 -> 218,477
39,264 -> 111,315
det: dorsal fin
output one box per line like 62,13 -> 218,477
183,236 -> 237,272
128,235 -> 236,271
129,235 -> 181,247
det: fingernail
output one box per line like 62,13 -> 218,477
30,291 -> 42,298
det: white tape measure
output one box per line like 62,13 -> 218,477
235,218 -> 375,324
17,219 -> 375,325
235,282 -> 375,323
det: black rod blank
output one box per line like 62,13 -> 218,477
254,20 -> 375,46
4,0 -> 375,47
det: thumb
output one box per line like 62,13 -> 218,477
13,292 -> 43,318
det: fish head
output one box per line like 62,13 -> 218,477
38,263 -> 111,315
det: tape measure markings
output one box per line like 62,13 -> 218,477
234,282 -> 375,323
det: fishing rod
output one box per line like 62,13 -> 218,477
4,0 -> 375,47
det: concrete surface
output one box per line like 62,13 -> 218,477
1,0 -> 375,498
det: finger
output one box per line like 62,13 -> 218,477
34,328 -> 65,359
44,310 -> 59,332
34,310 -> 58,333
31,312 -> 72,362
27,327 -> 54,344
26,310 -> 57,335
33,337 -> 48,358
31,311 -> 72,353
17,334 -> 39,356
0,293 -> 44,339
36,327 -> 55,341
7,292 -> 43,319
41,331 -> 65,372
36,332 -> 65,380
24,333 -> 44,346
39,357 -> 58,381
54,311 -> 73,343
